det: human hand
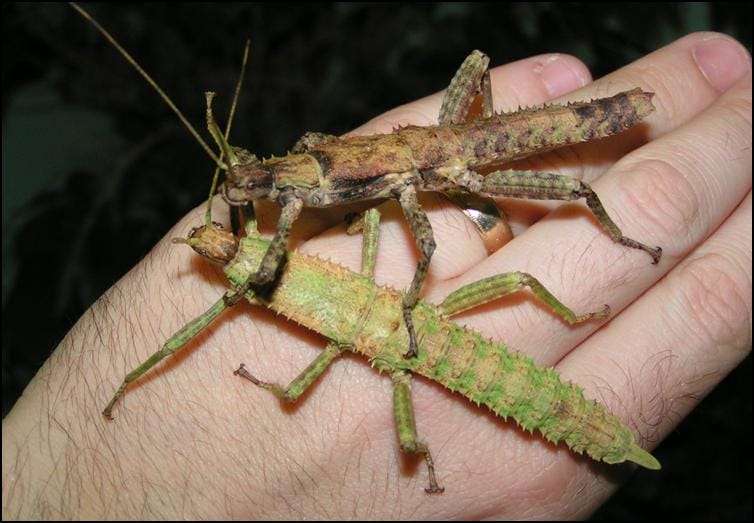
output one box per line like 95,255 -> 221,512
3,32 -> 750,519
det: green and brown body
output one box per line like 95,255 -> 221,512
225,228 -> 659,471
208,51 -> 661,363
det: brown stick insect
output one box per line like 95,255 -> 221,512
76,4 -> 662,363
216,70 -> 663,361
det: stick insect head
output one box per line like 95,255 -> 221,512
173,222 -> 239,265
205,91 -> 276,206
221,148 -> 277,205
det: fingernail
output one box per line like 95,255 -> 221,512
537,55 -> 589,97
693,36 -> 751,92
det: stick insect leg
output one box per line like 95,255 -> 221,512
346,208 -> 382,278
291,131 -> 337,154
439,50 -> 491,124
225,195 -> 304,306
438,271 -> 610,323
235,209 -> 377,401
391,370 -> 444,494
229,201 -> 259,239
439,50 -> 510,251
102,295 -> 230,419
472,169 -> 662,263
397,187 -> 436,359
360,208 -> 381,278
234,342 -> 343,403
241,202 -> 258,236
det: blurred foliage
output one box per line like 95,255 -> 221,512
2,3 -> 751,519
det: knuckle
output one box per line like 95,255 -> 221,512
614,157 -> 700,243
717,94 -> 753,133
668,251 -> 752,355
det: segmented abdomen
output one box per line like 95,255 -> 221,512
453,88 -> 655,167
231,244 -> 651,468
364,301 -> 636,465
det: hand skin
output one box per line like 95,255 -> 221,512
3,32 -> 751,519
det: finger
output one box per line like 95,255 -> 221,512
409,63 -> 750,509
502,32 -> 754,231
433,67 -> 751,365
557,191 -> 752,450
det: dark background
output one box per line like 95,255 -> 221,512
3,3 -> 751,519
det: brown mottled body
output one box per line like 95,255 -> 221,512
222,88 -> 656,207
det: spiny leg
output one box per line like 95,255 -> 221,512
391,370 -> 444,494
470,169 -> 662,263
291,131 -> 337,153
234,342 -> 342,402
438,271 -> 610,323
102,294 -> 231,419
250,194 -> 303,284
225,194 -> 304,306
397,187 -> 436,359
439,50 -> 510,251
439,50 -> 492,124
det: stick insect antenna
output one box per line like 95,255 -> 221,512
69,2 -> 227,170
205,40 -> 251,226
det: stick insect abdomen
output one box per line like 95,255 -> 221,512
362,302 -> 657,469
251,88 -> 656,209
454,88 -> 656,168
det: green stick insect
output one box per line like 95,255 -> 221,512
102,205 -> 660,493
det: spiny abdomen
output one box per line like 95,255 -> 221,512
456,88 -> 655,167
375,303 -> 659,469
